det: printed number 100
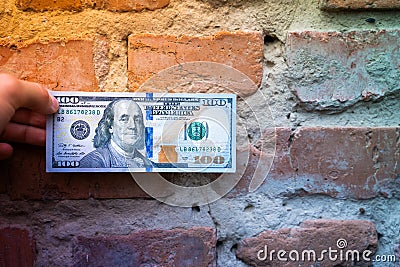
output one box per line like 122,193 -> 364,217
194,156 -> 225,164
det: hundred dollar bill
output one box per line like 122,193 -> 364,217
46,92 -> 236,173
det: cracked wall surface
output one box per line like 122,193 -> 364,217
0,0 -> 399,266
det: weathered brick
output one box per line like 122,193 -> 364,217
320,0 -> 400,10
0,0 -> 4,14
73,227 -> 216,266
128,32 -> 264,95
16,0 -> 82,11
231,127 -> 400,199
95,0 -> 170,11
286,30 -> 400,112
236,220 -> 378,267
0,40 -> 98,91
0,226 -> 35,267
16,0 -> 170,11
0,144 -> 148,200
4,127 -> 398,200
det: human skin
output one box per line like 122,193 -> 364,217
0,74 -> 59,160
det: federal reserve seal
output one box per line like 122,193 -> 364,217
70,120 -> 90,140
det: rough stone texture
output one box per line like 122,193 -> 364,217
236,220 -> 378,267
0,0 -> 399,266
0,40 -> 98,91
0,0 -> 4,15
286,30 -> 400,112
128,32 -> 264,92
252,37 -> 397,129
2,127 -> 399,200
73,227 -> 216,266
395,241 -> 400,263
138,60 -> 259,98
96,0 -> 170,11
16,0 -> 82,11
0,144 -> 147,200
0,226 -> 35,266
93,35 -> 111,91
319,0 -> 400,10
0,196 -> 215,266
209,196 -> 400,267
1,0 -> 398,92
16,0 -> 170,11
231,127 -> 400,199
270,127 -> 400,199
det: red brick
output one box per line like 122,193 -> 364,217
128,32 -> 264,94
0,40 -> 98,91
0,144 -> 148,200
320,0 -> 400,10
286,30 -> 400,112
73,227 -> 216,266
16,0 -> 169,11
3,127 -> 398,200
231,127 -> 399,199
236,220 -> 377,267
0,226 -> 35,267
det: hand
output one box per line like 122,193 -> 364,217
0,74 -> 59,160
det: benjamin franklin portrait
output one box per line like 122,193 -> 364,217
79,99 -> 152,169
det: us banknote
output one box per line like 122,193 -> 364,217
46,92 -> 236,173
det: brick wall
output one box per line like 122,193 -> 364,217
0,0 -> 399,266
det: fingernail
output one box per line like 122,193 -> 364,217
49,92 -> 59,112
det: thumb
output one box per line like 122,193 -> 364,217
14,79 -> 59,114
0,74 -> 59,133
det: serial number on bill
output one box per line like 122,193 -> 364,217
179,146 -> 222,152
57,109 -> 101,115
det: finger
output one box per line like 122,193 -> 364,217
0,143 -> 13,160
16,79 -> 59,114
11,108 -> 46,129
0,122 -> 46,146
0,74 -> 59,115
